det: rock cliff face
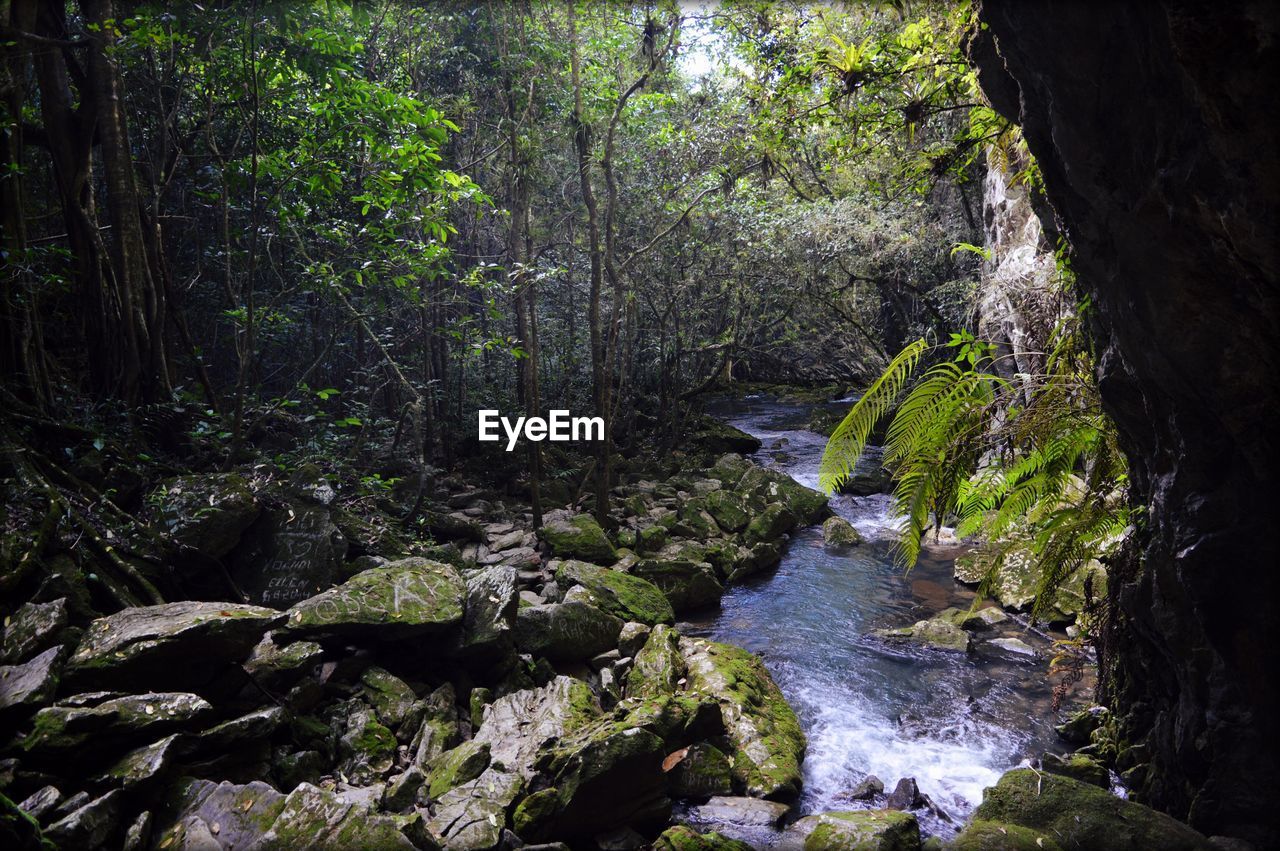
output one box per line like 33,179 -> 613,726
971,2 -> 1279,844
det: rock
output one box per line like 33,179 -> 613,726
260,782 -> 414,849
425,511 -> 486,544
679,637 -> 806,798
1055,705 -> 1109,745
44,789 -> 122,849
886,777 -> 922,810
707,455 -> 754,488
1040,752 -> 1110,788
875,617 -> 972,653
638,524 -> 670,553
746,503 -> 798,544
192,706 -> 286,751
409,683 -> 461,766
472,677 -> 600,780
845,775 -> 885,801
937,606 -> 1007,631
514,602 -> 623,662
285,558 -> 465,639
425,768 -> 522,850
704,490 -> 750,533
618,622 -> 652,658
427,739 -> 491,799
155,473 -> 260,559
1,792 -> 48,851
100,733 -> 181,790
1,598 -> 69,664
16,785 -> 61,821
693,795 -> 791,827
539,514 -> 617,564
151,778 -> 286,850
535,717 -> 670,838
455,565 -> 519,660
735,466 -> 830,524
822,516 -> 864,547
835,446 -> 893,496
360,667 -> 418,731
555,561 -> 675,626
382,765 -> 425,812
970,769 -> 1212,850
953,545 -> 1105,623
633,560 -> 723,612
653,825 -> 753,851
946,819 -> 1064,851
722,542 -> 782,584
0,646 -> 64,712
666,742 -> 734,798
790,809 -> 920,850
338,707 -> 397,783
231,501 -> 348,608
242,634 -> 323,692
627,625 -> 687,699
989,638 -> 1036,657
690,419 -> 763,456
122,811 -> 152,851
22,692 -> 213,755
66,601 -> 282,690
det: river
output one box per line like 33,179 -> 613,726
683,394 -> 1086,843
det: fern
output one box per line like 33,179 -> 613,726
820,317 -> 1129,625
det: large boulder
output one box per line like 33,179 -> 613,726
539,514 -> 617,564
966,769 -> 1212,850
653,825 -> 753,851
627,625 -> 687,699
633,560 -> 724,612
873,616 -> 972,653
822,517 -> 864,547
65,602 -> 281,690
284,558 -> 465,639
703,490 -> 750,533
790,809 -> 920,850
22,692 -> 213,756
154,473 -> 260,559
954,544 -> 1105,624
690,418 -> 763,456
426,768 -> 522,850
513,602 -> 623,662
1,598 -> 69,664
0,646 -> 64,713
745,503 -> 798,544
946,819 -> 1064,851
679,637 -> 806,799
453,564 -> 519,660
554,561 -> 675,626
666,742 -> 735,798
735,467 -> 830,524
472,677 -> 601,780
231,502 -> 348,608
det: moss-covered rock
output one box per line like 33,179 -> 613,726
261,782 -> 414,849
512,788 -> 559,837
426,739 -> 491,799
1054,705 -> 1110,745
0,792 -> 51,851
746,503 -> 799,544
791,809 -> 920,850
971,769 -> 1212,850
627,624 -> 688,699
704,490 -> 751,533
539,514 -> 617,564
707,454 -> 754,488
1040,752 -> 1110,788
735,466 -> 830,524
425,768 -> 522,850
874,616 -> 972,653
22,691 -> 213,755
100,733 -> 181,790
633,560 -> 724,612
338,708 -> 397,783
66,601 -> 282,690
285,557 -> 464,639
360,666 -> 418,731
154,473 -> 260,559
473,676 -> 601,779
679,637 -> 806,799
690,418 -> 763,456
513,601 -> 623,662
822,516 -> 865,547
555,561 -> 675,626
0,646 -> 64,712
954,545 -> 1106,623
667,742 -> 734,798
945,819 -> 1064,850
1,598 -> 69,665
638,523 -> 671,553
653,824 -> 754,851
454,564 -> 519,661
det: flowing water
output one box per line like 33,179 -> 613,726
682,395 -> 1087,843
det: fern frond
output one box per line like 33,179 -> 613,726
818,337 -> 928,494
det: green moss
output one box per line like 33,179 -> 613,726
948,820 -> 1064,851
1,792 -> 55,851
653,825 -> 753,851
800,810 -> 919,850
539,514 -> 617,563
554,561 -> 675,626
427,740 -> 491,799
972,769 -> 1211,850
352,719 -> 397,757
512,788 -> 559,838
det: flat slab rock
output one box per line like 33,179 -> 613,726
285,557 -> 465,638
1,597 -> 69,663
66,601 -> 282,689
693,796 -> 791,827
0,645 -> 65,711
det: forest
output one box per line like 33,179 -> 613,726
0,2 -> 1275,850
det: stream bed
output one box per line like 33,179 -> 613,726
681,395 -> 1086,843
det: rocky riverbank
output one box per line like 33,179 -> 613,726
1,412 -> 1220,850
